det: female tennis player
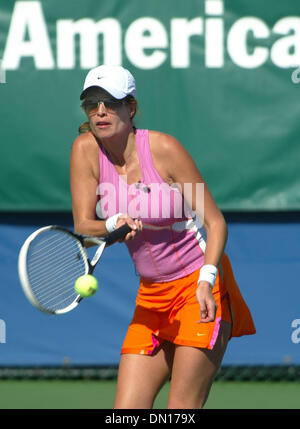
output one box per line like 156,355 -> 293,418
70,65 -> 256,409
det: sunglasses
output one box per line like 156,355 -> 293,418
81,97 -> 125,115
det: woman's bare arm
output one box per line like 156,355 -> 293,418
70,133 -> 140,240
152,132 -> 228,267
151,132 -> 228,322
70,133 -> 107,236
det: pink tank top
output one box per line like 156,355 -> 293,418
97,129 -> 206,282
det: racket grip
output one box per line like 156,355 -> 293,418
105,223 -> 133,245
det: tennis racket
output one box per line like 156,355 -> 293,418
18,223 -> 132,315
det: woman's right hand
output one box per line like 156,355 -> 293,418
116,214 -> 143,242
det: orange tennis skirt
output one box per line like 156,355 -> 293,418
121,253 -> 256,355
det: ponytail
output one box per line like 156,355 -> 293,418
78,121 -> 91,134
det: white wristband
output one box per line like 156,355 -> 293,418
105,213 -> 123,233
198,264 -> 218,289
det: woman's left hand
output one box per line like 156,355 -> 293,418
196,282 -> 217,323
116,215 -> 143,242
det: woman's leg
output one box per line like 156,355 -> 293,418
114,340 -> 174,409
167,320 -> 231,409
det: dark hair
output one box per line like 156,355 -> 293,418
78,95 -> 138,135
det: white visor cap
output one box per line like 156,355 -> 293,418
80,65 -> 136,100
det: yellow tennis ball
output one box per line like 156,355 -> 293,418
74,275 -> 98,297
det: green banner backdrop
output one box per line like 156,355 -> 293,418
0,0 -> 300,211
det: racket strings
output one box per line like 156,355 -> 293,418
28,241 -> 83,284
26,230 -> 87,312
28,239 -> 81,278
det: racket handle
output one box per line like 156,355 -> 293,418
105,223 -> 133,245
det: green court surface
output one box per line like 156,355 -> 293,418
0,380 -> 299,409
